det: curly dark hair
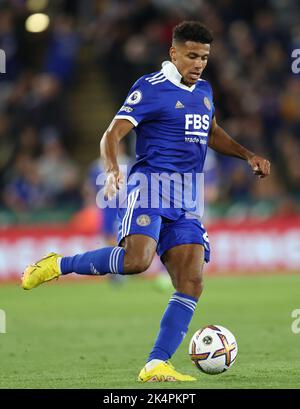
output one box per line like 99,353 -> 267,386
173,21 -> 213,44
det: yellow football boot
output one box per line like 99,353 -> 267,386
21,252 -> 62,290
138,361 -> 196,382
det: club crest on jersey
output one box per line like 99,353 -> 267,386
136,214 -> 151,227
203,97 -> 211,111
126,90 -> 142,105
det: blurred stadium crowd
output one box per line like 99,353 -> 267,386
0,1 -> 81,215
0,0 -> 299,225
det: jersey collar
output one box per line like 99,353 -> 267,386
161,61 -> 196,92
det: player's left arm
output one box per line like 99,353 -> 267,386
208,116 -> 271,178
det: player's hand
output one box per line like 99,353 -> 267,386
248,155 -> 271,179
104,168 -> 125,200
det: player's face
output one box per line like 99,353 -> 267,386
170,41 -> 210,87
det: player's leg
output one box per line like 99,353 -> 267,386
60,233 -> 157,276
157,244 -> 204,361
162,243 -> 204,298
58,183 -> 161,280
21,186 -> 162,290
55,196 -> 162,279
21,234 -> 157,290
138,217 -> 210,382
138,244 -> 204,382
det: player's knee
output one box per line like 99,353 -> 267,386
123,252 -> 153,274
188,277 -> 204,299
194,276 -> 204,298
177,275 -> 204,299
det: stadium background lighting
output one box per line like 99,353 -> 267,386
25,13 -> 50,33
26,0 -> 49,12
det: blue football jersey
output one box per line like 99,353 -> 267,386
114,61 -> 215,218
115,60 -> 215,176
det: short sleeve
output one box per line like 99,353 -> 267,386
114,76 -> 158,127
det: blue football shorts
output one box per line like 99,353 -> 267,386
116,187 -> 210,262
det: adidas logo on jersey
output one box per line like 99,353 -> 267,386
175,100 -> 185,109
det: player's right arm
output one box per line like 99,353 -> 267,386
100,74 -> 159,199
100,119 -> 134,199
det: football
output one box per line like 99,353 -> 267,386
189,325 -> 238,374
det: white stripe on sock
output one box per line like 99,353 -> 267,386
113,247 -> 122,274
171,294 -> 197,308
109,247 -> 119,273
170,297 -> 196,310
169,298 -> 195,312
111,247 -> 118,273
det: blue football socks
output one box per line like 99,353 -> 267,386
147,292 -> 198,362
60,247 -> 125,275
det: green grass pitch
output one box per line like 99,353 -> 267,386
0,274 -> 300,389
